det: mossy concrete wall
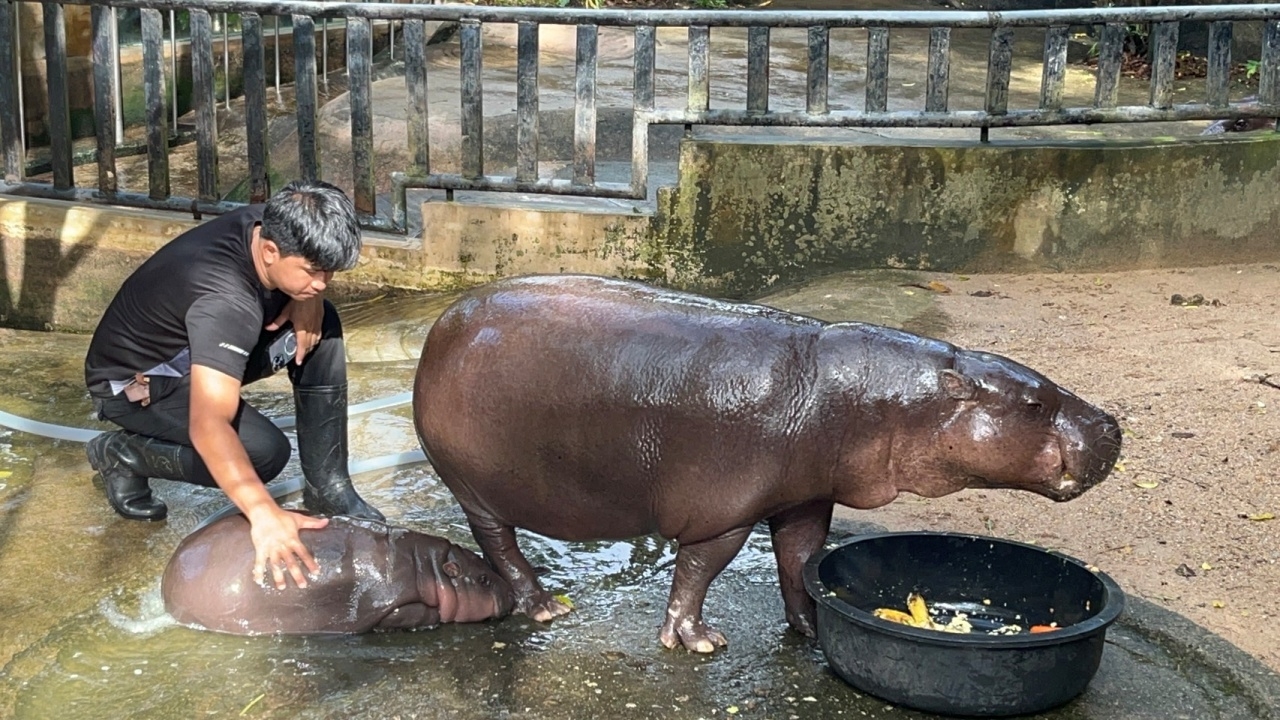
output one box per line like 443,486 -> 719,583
0,198 -> 429,332
414,201 -> 664,285
3,133 -> 1280,331
0,195 -> 659,332
658,134 -> 1280,296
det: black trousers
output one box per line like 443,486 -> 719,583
94,301 -> 347,487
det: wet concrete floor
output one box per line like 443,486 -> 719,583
2,270 -> 1279,719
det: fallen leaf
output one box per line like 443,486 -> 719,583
553,594 -> 575,610
1249,512 -> 1275,521
902,290 -> 916,296
1134,479 -> 1159,489
1200,562 -> 1213,571
0,470 -> 11,479
727,707 -> 740,715
1114,461 -> 1126,472
957,275 -> 971,281
1212,600 -> 1226,609
239,693 -> 266,717
926,280 -> 952,294
492,641 -> 507,650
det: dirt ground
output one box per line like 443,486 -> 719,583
832,261 -> 1280,674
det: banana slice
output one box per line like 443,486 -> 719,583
907,592 -> 938,629
873,608 -> 917,625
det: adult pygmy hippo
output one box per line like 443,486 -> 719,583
162,515 -> 514,635
1202,96 -> 1276,134
412,275 -> 1121,652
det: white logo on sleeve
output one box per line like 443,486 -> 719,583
218,342 -> 251,357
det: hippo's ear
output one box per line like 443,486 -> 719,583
939,369 -> 976,400
443,560 -> 461,578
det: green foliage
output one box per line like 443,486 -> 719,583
1086,22 -> 1150,59
695,0 -> 728,7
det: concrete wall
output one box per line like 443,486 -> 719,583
2,133 -> 1279,332
656,133 -> 1280,296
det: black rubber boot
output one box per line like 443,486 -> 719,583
85,430 -> 184,522
294,384 -> 386,521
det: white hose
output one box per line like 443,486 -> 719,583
0,394 -> 430,531
0,409 -> 102,443
0,390 -> 414,438
194,448 -> 430,531
271,391 -> 413,429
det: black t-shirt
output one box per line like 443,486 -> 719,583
84,205 -> 289,398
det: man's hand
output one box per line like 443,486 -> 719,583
191,364 -> 328,591
266,296 -> 324,365
248,505 -> 330,590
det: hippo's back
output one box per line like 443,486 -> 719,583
413,275 -> 831,543
161,516 -> 406,635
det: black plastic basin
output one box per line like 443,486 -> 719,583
803,532 -> 1125,717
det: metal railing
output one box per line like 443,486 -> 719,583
2,1 -> 1279,235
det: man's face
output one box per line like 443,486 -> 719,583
264,241 -> 332,300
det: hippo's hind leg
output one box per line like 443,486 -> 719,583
464,509 -> 572,623
768,500 -> 834,638
659,526 -> 752,653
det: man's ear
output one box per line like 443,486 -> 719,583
939,369 -> 976,400
260,238 -> 280,265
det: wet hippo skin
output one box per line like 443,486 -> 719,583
161,515 -> 515,635
412,274 -> 1122,652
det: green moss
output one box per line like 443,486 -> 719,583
661,137 -> 1280,296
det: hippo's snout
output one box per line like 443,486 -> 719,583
1201,113 -> 1276,135
1053,406 -> 1122,500
441,545 -> 517,623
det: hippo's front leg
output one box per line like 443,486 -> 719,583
768,500 -> 834,637
659,526 -> 752,653
464,509 -> 572,622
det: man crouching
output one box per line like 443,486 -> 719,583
83,179 -> 384,590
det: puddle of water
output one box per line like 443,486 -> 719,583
339,291 -> 461,364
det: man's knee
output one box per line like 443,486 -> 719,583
247,425 -> 292,482
321,299 -> 343,339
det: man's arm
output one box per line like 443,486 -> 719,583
265,295 -> 325,365
189,363 -> 329,589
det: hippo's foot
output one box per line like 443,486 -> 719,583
517,591 -> 574,623
659,615 -> 728,653
786,606 -> 817,638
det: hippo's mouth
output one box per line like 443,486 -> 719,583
965,463 -> 1086,502
1043,470 -> 1085,502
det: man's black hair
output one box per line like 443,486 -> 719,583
261,180 -> 362,272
